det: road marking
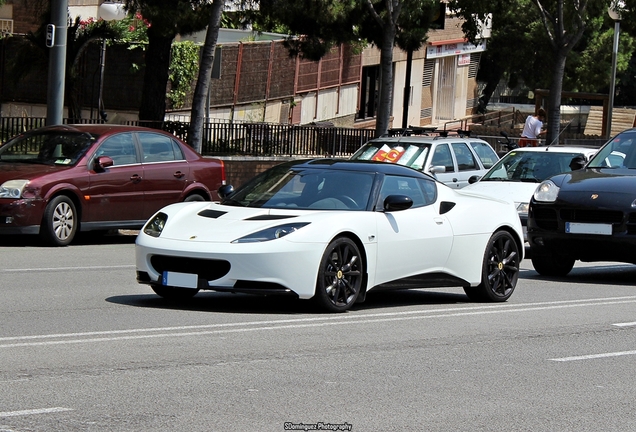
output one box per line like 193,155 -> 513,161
550,351 -> 636,362
1,296 -> 635,349
1,265 -> 135,273
0,407 -> 72,417
613,322 -> 636,327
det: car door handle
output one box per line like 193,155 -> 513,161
173,171 -> 185,179
434,217 -> 445,225
130,174 -> 142,183
452,178 -> 458,182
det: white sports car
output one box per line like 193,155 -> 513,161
135,159 -> 524,312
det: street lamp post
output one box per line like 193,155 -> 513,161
96,2 -> 127,121
46,0 -> 69,126
606,3 -> 622,139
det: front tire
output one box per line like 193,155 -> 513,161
40,195 -> 78,246
314,237 -> 364,312
531,251 -> 575,277
151,285 -> 200,299
464,231 -> 520,302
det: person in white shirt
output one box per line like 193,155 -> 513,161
520,108 -> 547,147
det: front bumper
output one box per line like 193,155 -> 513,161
135,233 -> 325,299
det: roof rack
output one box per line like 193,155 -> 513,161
387,126 -> 472,138
387,126 -> 437,137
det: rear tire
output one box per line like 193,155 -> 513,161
184,193 -> 206,202
314,237 -> 364,312
531,251 -> 575,277
464,231 -> 520,302
40,195 -> 78,246
151,285 -> 199,299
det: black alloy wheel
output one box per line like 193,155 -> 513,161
314,237 -> 364,312
464,230 -> 520,302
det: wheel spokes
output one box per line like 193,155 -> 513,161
324,243 -> 361,306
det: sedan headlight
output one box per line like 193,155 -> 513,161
534,180 -> 560,202
232,222 -> 310,243
0,180 -> 29,198
144,212 -> 168,237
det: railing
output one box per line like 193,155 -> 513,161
443,107 -> 519,131
0,117 -> 377,157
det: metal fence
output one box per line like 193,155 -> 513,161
0,117 -> 377,157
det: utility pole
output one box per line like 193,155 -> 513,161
46,0 -> 68,125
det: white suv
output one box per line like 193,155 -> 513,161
350,131 -> 499,188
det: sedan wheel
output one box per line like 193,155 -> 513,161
41,196 -> 78,246
464,231 -> 520,302
314,237 -> 364,312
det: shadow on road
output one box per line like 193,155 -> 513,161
107,288 -> 472,315
0,230 -> 138,247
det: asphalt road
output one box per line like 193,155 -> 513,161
1,233 -> 636,431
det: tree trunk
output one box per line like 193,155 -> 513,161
139,27 -> 175,122
376,25 -> 396,138
188,0 -> 225,153
545,51 -> 567,146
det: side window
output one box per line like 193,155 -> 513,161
431,144 -> 454,172
96,133 -> 138,166
470,141 -> 498,168
171,140 -> 185,160
418,178 -> 437,205
451,142 -> 478,171
380,175 -> 429,208
139,133 -> 178,163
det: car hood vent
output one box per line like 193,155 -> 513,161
198,209 -> 227,219
245,214 -> 297,221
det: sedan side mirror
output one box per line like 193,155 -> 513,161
429,165 -> 446,174
468,175 -> 481,184
218,184 -> 235,199
383,194 -> 413,211
94,155 -> 114,172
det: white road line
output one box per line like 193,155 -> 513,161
1,296 -> 636,349
613,322 -> 636,327
550,351 -> 636,362
0,407 -> 73,417
1,265 -> 135,273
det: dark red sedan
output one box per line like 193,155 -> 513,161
0,124 -> 226,245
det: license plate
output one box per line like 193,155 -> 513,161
565,222 -> 612,235
162,271 -> 198,288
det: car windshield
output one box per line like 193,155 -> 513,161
587,130 -> 636,168
481,150 -> 586,182
350,141 -> 431,170
222,165 -> 375,211
0,131 -> 95,165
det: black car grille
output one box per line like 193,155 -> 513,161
150,255 -> 231,281
532,207 -> 558,230
559,209 -> 623,224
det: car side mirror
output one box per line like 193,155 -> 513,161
383,194 -> 413,211
429,165 -> 446,174
218,184 -> 235,199
94,155 -> 114,172
569,156 -> 586,171
468,175 -> 481,184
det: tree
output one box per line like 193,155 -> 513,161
245,0 -> 439,137
188,0 -> 225,153
8,13 -> 122,120
124,0 -> 212,122
449,0 -> 629,144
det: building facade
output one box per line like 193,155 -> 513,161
0,1 -> 490,131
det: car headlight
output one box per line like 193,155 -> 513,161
534,180 -> 560,202
144,212 -> 168,237
516,202 -> 529,215
232,222 -> 310,243
0,180 -> 29,198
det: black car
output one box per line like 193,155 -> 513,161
527,128 -> 636,276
